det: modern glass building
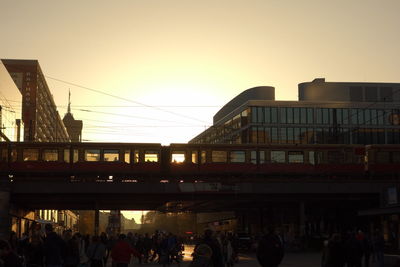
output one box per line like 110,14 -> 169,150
190,79 -> 400,145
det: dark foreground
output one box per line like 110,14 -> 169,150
110,245 -> 400,267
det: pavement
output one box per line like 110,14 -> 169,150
106,245 -> 400,267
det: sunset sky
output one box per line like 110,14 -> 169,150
2,0 -> 400,145
1,0 -> 399,222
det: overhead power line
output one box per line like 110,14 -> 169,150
45,75 -> 210,124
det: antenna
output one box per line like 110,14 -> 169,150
68,89 -> 71,113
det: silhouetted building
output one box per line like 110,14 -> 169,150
190,78 -> 400,145
1,59 -> 70,142
62,92 -> 82,142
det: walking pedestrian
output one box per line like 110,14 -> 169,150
256,227 -> 284,267
43,224 -> 66,267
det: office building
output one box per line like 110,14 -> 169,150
190,79 -> 400,145
1,59 -> 70,142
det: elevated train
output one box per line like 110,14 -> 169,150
0,142 -> 399,181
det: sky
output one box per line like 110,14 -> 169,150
1,0 -> 400,222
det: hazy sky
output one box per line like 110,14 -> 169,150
1,0 -> 400,144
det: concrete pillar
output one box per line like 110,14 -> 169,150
94,209 -> 99,236
299,202 -> 306,237
0,191 -> 11,239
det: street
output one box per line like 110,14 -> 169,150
108,245 -> 400,267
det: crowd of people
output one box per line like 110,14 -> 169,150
0,223 -> 392,267
0,224 -> 243,267
0,224 -> 186,267
321,229 -> 385,267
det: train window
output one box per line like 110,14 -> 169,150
134,150 -> 139,163
73,149 -> 79,163
327,151 -> 344,164
145,150 -> 158,162
104,149 -> 119,161
43,149 -> 58,161
259,150 -> 266,163
376,152 -> 390,163
124,150 -> 130,163
393,152 -> 400,163
230,151 -> 245,163
191,151 -> 198,163
64,149 -> 70,163
271,151 -> 285,163
309,151 -> 315,165
85,149 -> 100,162
251,151 -> 257,164
172,151 -> 185,163
23,149 -> 39,161
212,151 -> 227,163
10,149 -> 17,162
201,151 -> 206,164
288,151 -> 304,163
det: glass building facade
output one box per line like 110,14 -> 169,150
190,83 -> 400,145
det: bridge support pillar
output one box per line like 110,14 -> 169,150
94,209 -> 99,236
0,191 -> 11,239
299,202 -> 306,236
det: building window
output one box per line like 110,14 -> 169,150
294,107 -> 300,124
364,109 -> 370,125
351,109 -> 358,125
350,86 -> 363,101
280,108 -> 287,124
365,87 -> 378,102
265,107 -> 271,123
358,109 -> 365,125
280,127 -> 287,144
370,109 -> 378,125
300,108 -> 307,124
377,110 -> 384,125
316,108 -> 322,124
342,109 -> 349,125
251,107 -> 257,123
271,128 -> 279,144
271,107 -> 278,123
257,107 -> 264,123
258,127 -> 265,143
380,87 -> 393,102
287,128 -> 294,144
287,107 -> 293,124
322,108 -> 329,124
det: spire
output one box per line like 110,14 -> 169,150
67,89 -> 71,114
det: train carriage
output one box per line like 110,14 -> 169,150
365,145 -> 400,179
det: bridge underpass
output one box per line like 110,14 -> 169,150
1,178 -> 396,238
